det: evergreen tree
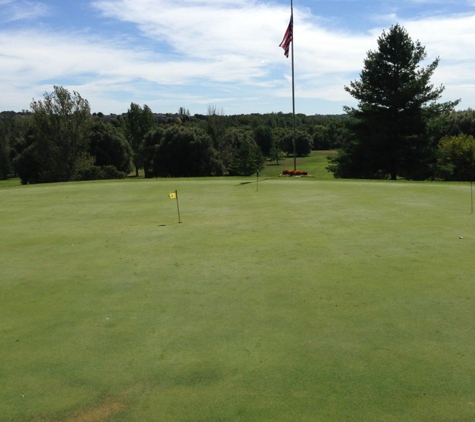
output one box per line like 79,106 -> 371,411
329,24 -> 459,180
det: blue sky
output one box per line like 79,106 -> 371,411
1,0 -> 474,115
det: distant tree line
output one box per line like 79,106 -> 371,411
0,86 -> 347,184
1,25 -> 475,184
1,92 -> 474,183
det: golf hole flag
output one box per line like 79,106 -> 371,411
168,190 -> 181,223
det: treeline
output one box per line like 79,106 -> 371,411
0,86 -> 348,183
1,85 -> 475,183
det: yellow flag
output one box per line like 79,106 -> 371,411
168,192 -> 176,199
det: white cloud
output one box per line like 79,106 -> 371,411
0,0 -> 474,114
92,0 -> 291,61
1,0 -> 49,22
399,13 -> 475,107
404,13 -> 475,61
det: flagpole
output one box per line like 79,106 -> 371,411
291,0 -> 296,171
279,1 -> 296,171
175,190 -> 181,223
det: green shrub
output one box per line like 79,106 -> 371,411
75,165 -> 126,181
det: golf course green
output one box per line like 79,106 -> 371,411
1,165 -> 474,420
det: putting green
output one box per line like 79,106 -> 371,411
1,177 -> 474,421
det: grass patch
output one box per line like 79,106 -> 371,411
260,150 -> 336,179
1,176 -> 475,421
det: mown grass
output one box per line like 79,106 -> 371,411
260,150 -> 336,179
1,169 -> 475,421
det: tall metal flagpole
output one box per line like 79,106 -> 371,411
290,0 -> 296,171
279,1 -> 296,170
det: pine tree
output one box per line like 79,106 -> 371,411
330,24 -> 459,180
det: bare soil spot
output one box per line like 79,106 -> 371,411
65,399 -> 126,422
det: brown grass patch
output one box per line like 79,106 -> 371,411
65,399 -> 126,422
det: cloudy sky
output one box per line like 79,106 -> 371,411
1,0 -> 474,115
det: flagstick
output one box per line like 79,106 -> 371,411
471,181 -> 473,214
175,190 -> 182,223
291,0 -> 296,171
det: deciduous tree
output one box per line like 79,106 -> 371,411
280,131 -> 313,157
89,118 -> 133,174
226,129 -> 264,176
253,125 -> 274,156
145,126 -> 223,177
23,86 -> 91,183
437,134 -> 475,181
126,103 -> 155,176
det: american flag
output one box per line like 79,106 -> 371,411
279,15 -> 293,58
